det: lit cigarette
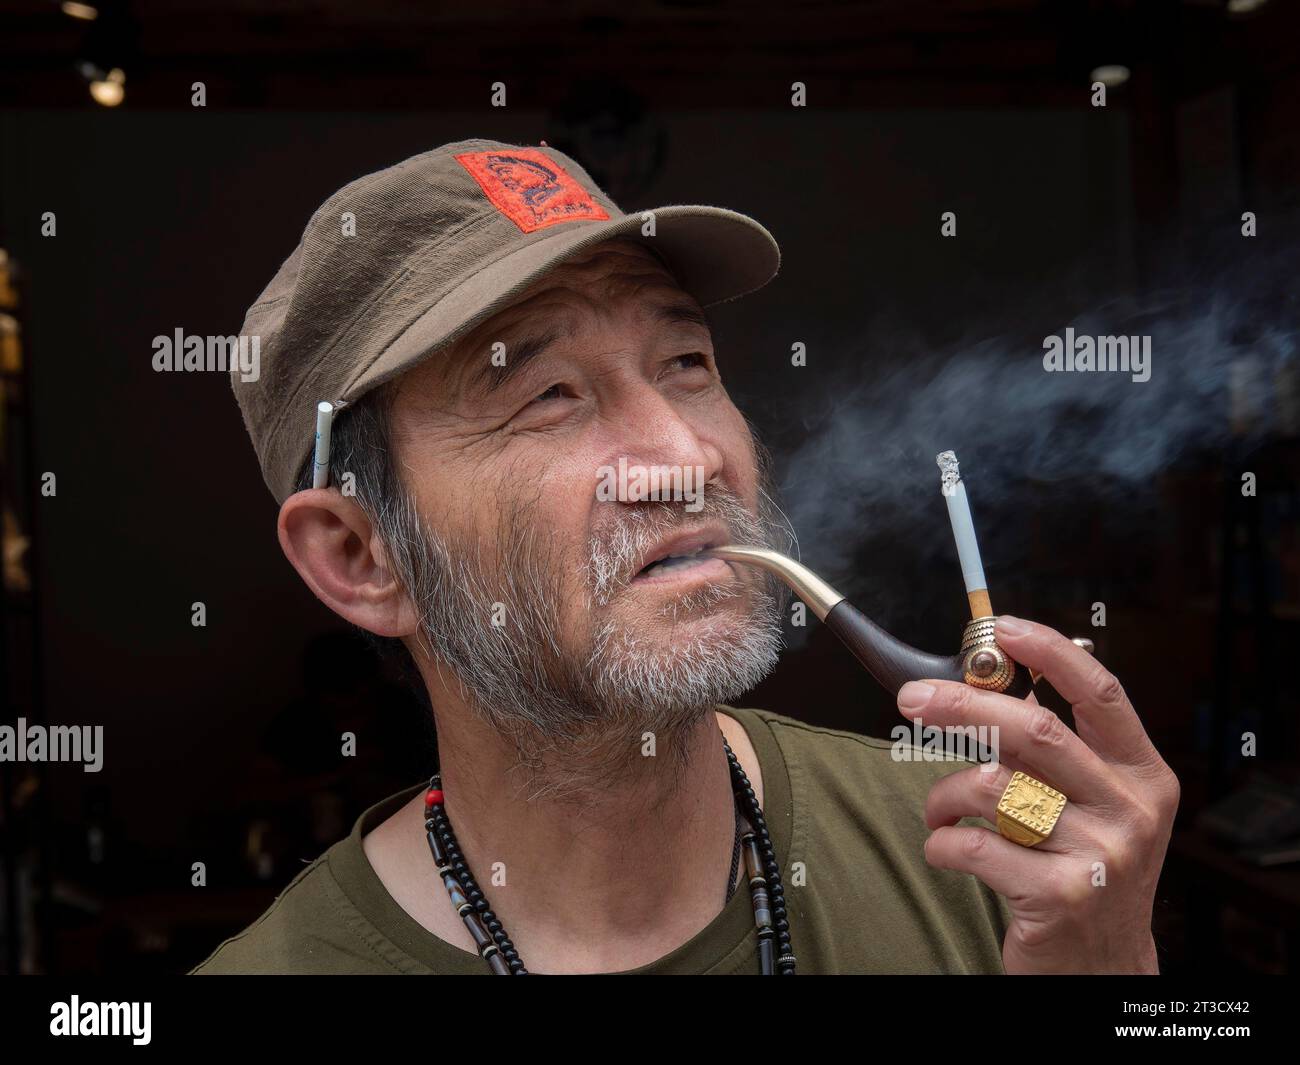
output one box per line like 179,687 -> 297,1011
936,450 -> 992,619
312,401 -> 335,489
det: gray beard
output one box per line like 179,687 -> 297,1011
379,474 -> 795,803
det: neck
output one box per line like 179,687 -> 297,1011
406,659 -> 759,974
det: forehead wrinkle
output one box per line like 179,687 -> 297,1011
436,244 -> 697,401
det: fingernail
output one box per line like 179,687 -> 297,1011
897,681 -> 936,711
995,615 -> 1030,636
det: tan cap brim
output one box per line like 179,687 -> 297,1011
339,204 -> 780,401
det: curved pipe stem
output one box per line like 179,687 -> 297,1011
704,545 -> 1032,699
699,545 -> 845,620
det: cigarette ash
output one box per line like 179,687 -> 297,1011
935,450 -> 961,497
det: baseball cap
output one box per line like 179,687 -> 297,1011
231,137 -> 781,503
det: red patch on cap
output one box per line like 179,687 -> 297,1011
455,148 -> 611,233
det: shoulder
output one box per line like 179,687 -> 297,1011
188,848 -> 380,975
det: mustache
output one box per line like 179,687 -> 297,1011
584,485 -> 768,606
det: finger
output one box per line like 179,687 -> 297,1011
925,762 -> 1081,854
993,616 -> 1162,769
923,824 -> 1062,900
898,678 -> 1113,801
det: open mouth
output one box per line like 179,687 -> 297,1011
637,549 -> 713,578
631,527 -> 729,583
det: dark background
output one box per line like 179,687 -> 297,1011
1,0 -> 1297,975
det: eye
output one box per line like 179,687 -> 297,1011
531,383 -> 565,404
669,352 -> 710,372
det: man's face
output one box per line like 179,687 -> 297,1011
381,239 -> 788,771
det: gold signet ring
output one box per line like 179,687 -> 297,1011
995,771 -> 1068,847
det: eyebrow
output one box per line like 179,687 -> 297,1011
651,299 -> 711,332
464,299 -> 712,397
466,326 -> 565,397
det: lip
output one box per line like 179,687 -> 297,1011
630,523 -> 731,583
631,555 -> 732,587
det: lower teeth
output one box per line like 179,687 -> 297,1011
643,554 -> 702,576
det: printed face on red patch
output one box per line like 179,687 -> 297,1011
455,148 -> 611,233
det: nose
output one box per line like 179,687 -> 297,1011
602,382 -> 723,502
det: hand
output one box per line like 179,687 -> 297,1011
895,615 -> 1180,974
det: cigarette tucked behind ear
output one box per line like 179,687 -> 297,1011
312,401 -> 336,489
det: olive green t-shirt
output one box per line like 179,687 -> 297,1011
190,705 -> 1012,975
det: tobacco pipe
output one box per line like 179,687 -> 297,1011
701,545 -> 1037,700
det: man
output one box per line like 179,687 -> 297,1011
192,138 -> 1179,975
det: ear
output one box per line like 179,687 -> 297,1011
277,488 -> 419,638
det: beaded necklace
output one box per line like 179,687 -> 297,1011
422,736 -> 797,974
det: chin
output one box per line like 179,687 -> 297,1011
615,581 -> 752,636
581,593 -> 783,717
